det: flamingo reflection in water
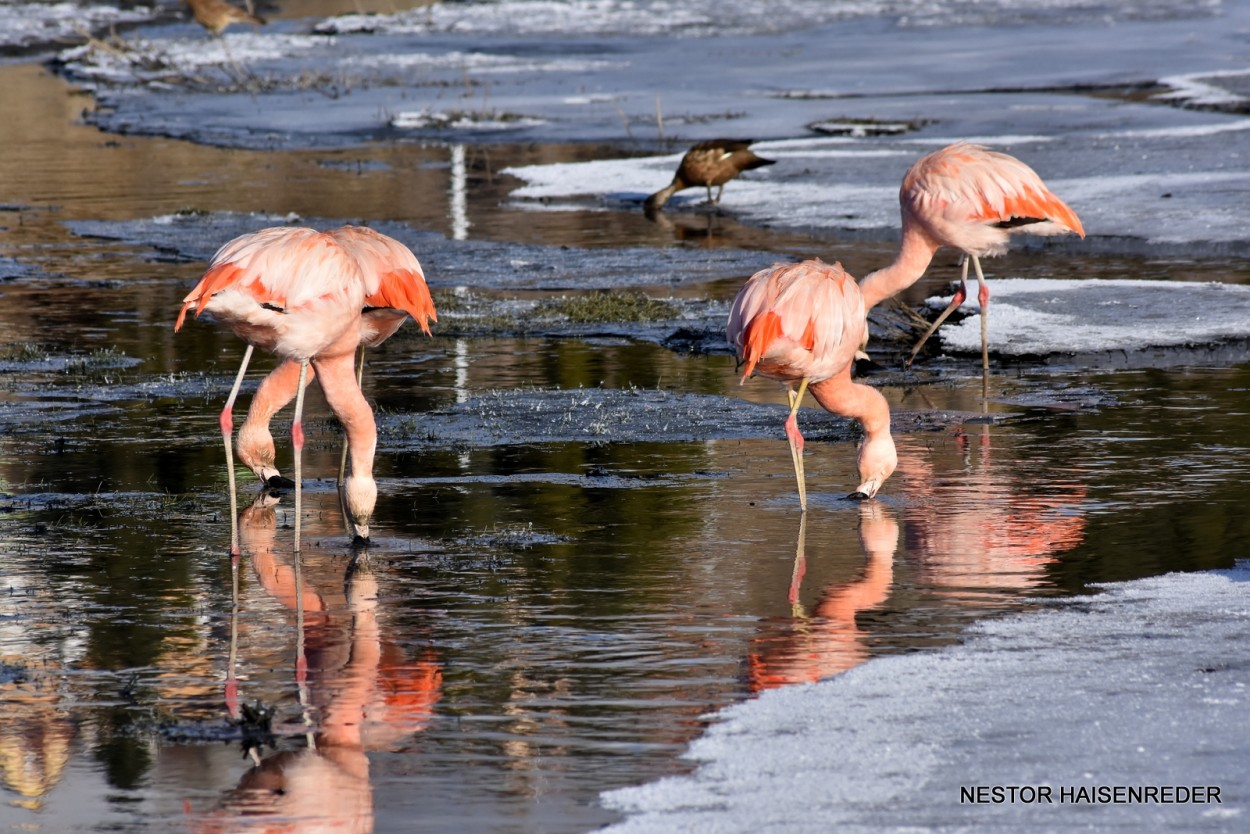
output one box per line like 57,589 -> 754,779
747,503 -> 899,693
191,492 -> 443,833
747,430 -> 1088,691
898,425 -> 1088,598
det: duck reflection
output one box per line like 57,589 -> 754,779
747,503 -> 899,693
197,489 -> 442,832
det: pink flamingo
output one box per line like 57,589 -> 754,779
727,259 -> 897,508
175,225 -> 436,552
857,142 -> 1084,369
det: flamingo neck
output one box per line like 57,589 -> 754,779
857,225 -> 940,310
807,373 -> 888,435
809,375 -> 897,497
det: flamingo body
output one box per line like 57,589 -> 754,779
176,225 -> 436,547
728,259 -> 896,504
858,142 -> 1084,368
899,142 -> 1083,258
729,257 -> 864,386
177,227 -> 368,359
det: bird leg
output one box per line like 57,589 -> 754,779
291,360 -> 310,553
705,185 -> 715,204
972,255 -> 990,372
220,344 -> 254,557
714,184 -> 725,204
785,379 -> 811,511
905,256 -> 970,369
226,530 -> 241,720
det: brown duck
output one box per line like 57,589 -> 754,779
185,0 -> 266,36
644,139 -> 776,214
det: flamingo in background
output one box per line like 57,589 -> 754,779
175,225 -> 436,552
727,259 -> 897,509
857,142 -> 1084,370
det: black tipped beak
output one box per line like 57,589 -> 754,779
266,474 -> 296,490
846,491 -> 871,501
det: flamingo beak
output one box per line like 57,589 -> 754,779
846,478 -> 883,501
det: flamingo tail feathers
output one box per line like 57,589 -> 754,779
739,309 -> 808,382
990,186 -> 1085,239
174,263 -> 246,331
365,270 -> 438,336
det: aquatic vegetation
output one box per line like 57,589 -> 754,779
540,291 -> 679,323
427,289 -> 683,336
0,342 -> 53,363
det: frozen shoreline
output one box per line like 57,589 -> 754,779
601,563 -> 1250,833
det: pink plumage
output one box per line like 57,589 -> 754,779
727,259 -> 896,504
728,258 -> 864,385
176,225 -> 437,550
858,142 -> 1084,369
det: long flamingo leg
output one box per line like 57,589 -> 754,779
905,256 -> 971,369
784,378 -> 811,511
972,255 -> 990,372
291,360 -> 310,553
225,548 -> 240,720
220,344 -> 254,557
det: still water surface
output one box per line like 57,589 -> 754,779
1,60 -> 1248,833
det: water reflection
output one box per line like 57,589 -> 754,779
195,490 -> 442,832
898,426 -> 1088,601
745,425 -> 1090,691
748,504 -> 898,692
0,664 -> 74,811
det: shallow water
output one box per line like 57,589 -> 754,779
2,27 -> 1249,834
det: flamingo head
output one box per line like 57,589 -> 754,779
848,432 -> 898,501
343,474 -> 377,542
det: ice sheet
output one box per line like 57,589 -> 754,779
603,562 -> 1250,832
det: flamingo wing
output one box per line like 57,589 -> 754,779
332,227 -> 438,336
902,143 -> 1084,255
728,259 -> 863,383
174,227 -> 364,331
